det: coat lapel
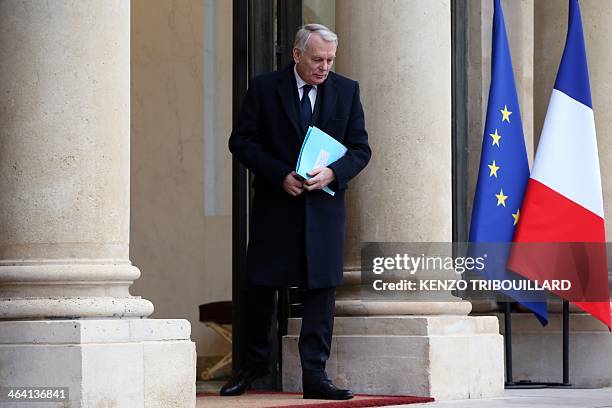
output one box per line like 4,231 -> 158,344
318,73 -> 338,131
276,65 -> 302,140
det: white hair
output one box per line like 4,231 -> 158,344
293,24 -> 338,52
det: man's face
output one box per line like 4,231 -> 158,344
293,34 -> 337,85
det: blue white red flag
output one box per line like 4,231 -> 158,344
509,0 -> 611,329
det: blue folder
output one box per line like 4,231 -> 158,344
296,126 -> 347,196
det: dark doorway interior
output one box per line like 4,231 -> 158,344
231,0 -> 303,390
452,0 -> 469,243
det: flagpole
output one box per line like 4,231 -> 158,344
562,300 -> 570,386
503,302 -> 514,386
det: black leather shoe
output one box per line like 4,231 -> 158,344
219,367 -> 269,396
303,378 -> 354,400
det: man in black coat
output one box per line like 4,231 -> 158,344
222,23 -> 371,400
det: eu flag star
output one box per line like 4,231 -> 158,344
495,189 -> 508,207
500,105 -> 512,122
488,160 -> 500,177
489,129 -> 501,147
512,209 -> 520,225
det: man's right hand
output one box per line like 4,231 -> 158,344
283,171 -> 304,196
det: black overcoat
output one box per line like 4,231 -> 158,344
229,64 -> 371,288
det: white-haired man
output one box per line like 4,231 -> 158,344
225,24 -> 371,400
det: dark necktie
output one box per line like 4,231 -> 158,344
300,85 -> 313,127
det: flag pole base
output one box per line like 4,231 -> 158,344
505,380 -> 572,389
503,299 -> 571,389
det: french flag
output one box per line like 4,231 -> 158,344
508,0 -> 611,329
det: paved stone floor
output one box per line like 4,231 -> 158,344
197,382 -> 612,407
398,387 -> 612,408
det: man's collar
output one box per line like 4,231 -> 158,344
294,65 -> 317,90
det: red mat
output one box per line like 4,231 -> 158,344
197,390 -> 434,407
272,395 -> 434,407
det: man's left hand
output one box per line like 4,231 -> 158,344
304,167 -> 335,191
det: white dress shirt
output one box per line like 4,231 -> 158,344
294,65 -> 317,113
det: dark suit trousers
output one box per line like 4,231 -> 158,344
244,285 -> 335,383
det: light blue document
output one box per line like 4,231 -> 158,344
296,126 -> 347,196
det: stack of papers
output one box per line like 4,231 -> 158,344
296,126 -> 347,196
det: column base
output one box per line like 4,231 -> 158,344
0,297 -> 154,319
0,319 -> 196,408
495,311 -> 612,387
335,300 -> 472,315
282,315 -> 504,400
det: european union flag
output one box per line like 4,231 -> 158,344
469,0 -> 548,325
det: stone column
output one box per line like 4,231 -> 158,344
334,0 -> 466,317
0,2 -> 195,407
282,0 -> 504,399
500,0 -> 612,387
